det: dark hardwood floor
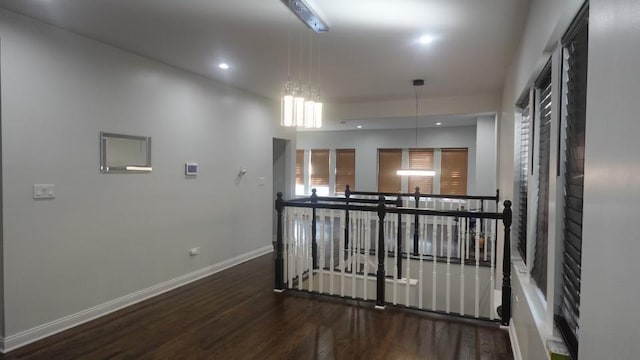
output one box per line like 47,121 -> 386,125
2,254 -> 513,360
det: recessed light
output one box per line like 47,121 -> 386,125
218,63 -> 230,70
436,122 -> 442,126
357,125 -> 363,129
419,35 -> 435,44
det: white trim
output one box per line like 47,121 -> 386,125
0,245 -> 273,354
509,322 -> 523,360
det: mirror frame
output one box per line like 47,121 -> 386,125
100,132 -> 152,173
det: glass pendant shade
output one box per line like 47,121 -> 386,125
313,102 -> 323,128
294,96 -> 305,127
304,99 -> 315,128
281,95 -> 294,127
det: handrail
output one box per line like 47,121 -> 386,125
280,199 -> 503,220
347,186 -> 500,201
274,190 -> 512,326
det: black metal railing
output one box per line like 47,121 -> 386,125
274,189 -> 512,325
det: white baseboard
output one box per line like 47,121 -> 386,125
0,245 -> 273,353
509,321 -> 523,360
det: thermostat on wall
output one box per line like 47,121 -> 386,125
185,162 -> 198,176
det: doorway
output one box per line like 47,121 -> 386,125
272,138 -> 290,243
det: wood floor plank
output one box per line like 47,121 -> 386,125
1,254 -> 513,360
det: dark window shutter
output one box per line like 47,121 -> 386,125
440,148 -> 468,195
310,149 -> 330,189
335,149 -> 355,193
518,98 -> 531,262
295,150 -> 304,187
531,69 -> 552,297
556,5 -> 588,360
378,149 -> 402,193
408,148 -> 434,193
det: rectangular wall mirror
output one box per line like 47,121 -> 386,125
100,132 -> 152,173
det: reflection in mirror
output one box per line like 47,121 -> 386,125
100,132 -> 152,173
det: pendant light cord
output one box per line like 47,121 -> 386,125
309,30 -> 313,92
415,85 -> 422,148
287,0 -> 291,82
298,22 -> 303,89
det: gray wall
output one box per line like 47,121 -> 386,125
0,9 -> 294,336
297,122 -> 497,196
580,0 -> 640,358
475,116 -> 497,199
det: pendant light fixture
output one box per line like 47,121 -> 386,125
280,0 -> 327,129
396,79 -> 436,177
304,30 -> 316,128
281,1 -> 297,127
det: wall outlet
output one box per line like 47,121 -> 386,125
33,184 -> 55,199
189,247 -> 201,256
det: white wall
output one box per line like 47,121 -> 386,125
579,0 -> 640,359
0,9 -> 295,339
499,0 -> 640,359
475,115 -> 497,200
498,0 -> 584,358
297,121 -> 497,197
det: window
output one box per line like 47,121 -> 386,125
310,149 -> 330,196
517,96 -> 531,262
295,150 -> 304,195
378,149 -> 402,193
531,66 -> 552,297
556,6 -> 588,359
440,149 -> 468,195
408,149 -> 434,193
335,149 -> 355,193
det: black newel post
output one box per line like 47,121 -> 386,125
499,200 -> 512,325
413,187 -> 420,256
495,189 -> 500,259
480,199 -> 485,233
275,192 -> 285,291
396,195 -> 403,279
376,195 -> 387,308
344,185 -> 351,251
311,189 -> 318,269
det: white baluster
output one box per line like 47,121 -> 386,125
329,209 -> 335,295
297,209 -> 304,291
440,207 -> 451,314
440,199 -> 444,258
460,212 -> 465,315
475,203 -> 480,318
484,218 -> 489,261
308,209 -> 313,293
351,211 -> 357,299
340,210 -> 345,297
490,218 -> 496,321
393,213 -> 398,305
419,216 -> 424,309
405,213 -> 411,307
431,199 -> 437,260
319,209 -> 324,294
466,216 -> 470,260
433,211 -> 438,312
285,208 -> 290,288
364,211 -> 370,301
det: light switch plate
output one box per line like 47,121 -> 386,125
33,184 -> 55,199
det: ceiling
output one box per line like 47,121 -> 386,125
300,113 -> 484,132
0,0 -> 530,104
